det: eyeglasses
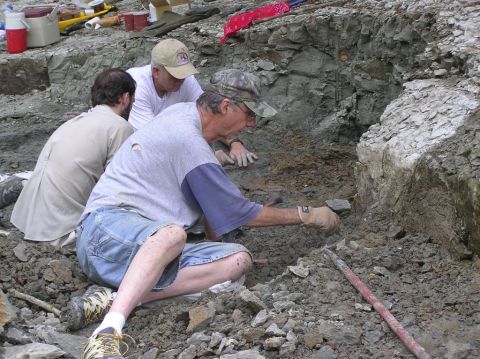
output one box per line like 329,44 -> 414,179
234,102 -> 256,121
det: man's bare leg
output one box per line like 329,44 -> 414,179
94,224 -> 186,334
88,230 -> 251,335
141,250 -> 252,303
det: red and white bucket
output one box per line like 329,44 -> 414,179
132,11 -> 149,31
5,12 -> 30,54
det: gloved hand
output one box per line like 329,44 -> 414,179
215,150 -> 235,166
298,206 -> 340,233
229,142 -> 258,167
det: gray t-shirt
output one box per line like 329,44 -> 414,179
82,102 -> 261,236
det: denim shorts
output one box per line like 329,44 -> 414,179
76,206 -> 250,290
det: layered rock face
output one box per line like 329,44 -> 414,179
0,0 -> 434,143
356,1 -> 480,256
357,79 -> 479,257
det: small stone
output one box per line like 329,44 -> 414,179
313,345 -> 336,359
279,341 -> 297,356
286,330 -> 298,344
139,347 -> 159,359
274,313 -> 289,328
354,303 -> 372,312
256,59 -> 275,71
19,307 -> 33,321
264,336 -> 285,350
387,225 -> 405,239
13,242 -> 28,262
0,289 -> 17,327
178,345 -> 196,359
288,264 -> 309,278
162,348 -> 181,359
434,68 -> 448,77
239,289 -> 267,312
273,301 -> 295,311
384,300 -> 393,310
265,323 -> 286,337
325,199 -> 351,214
48,260 -> 73,283
364,330 -> 383,344
35,327 -> 86,358
232,308 -> 245,324
5,327 -> 32,345
43,268 -> 57,282
251,309 -> 269,327
186,303 -> 216,333
217,338 -> 238,355
282,319 -> 296,332
244,327 -> 265,343
221,349 -> 266,358
373,266 -> 390,276
4,343 -> 65,358
304,330 -> 324,349
187,331 -> 211,345
209,332 -> 225,348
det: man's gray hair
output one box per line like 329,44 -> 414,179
196,91 -> 241,114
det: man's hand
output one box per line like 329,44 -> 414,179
229,142 -> 258,167
298,206 -> 340,233
215,150 -> 235,166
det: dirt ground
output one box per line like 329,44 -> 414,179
1,108 -> 479,358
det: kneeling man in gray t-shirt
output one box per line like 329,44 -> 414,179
72,69 -> 340,359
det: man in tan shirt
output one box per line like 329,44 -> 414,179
10,68 -> 136,249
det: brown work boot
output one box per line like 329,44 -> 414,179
64,285 -> 114,330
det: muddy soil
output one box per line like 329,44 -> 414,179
1,111 -> 479,358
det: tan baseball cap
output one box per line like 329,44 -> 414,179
151,39 -> 199,79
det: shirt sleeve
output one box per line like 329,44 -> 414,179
184,76 -> 204,102
181,163 -> 261,237
128,82 -> 155,131
106,124 -> 134,166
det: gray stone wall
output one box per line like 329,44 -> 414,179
1,4 -> 437,145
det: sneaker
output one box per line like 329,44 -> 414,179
82,327 -> 133,359
65,285 -> 114,331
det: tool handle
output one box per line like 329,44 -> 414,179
288,0 -> 307,7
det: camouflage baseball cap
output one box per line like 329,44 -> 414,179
209,69 -> 277,118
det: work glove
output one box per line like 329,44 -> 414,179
298,206 -> 340,233
229,142 -> 258,167
215,150 -> 235,166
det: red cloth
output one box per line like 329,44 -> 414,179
220,2 -> 291,44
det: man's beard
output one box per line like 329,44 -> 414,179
121,98 -> 133,120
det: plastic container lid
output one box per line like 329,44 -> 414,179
23,7 -> 54,18
88,0 -> 104,7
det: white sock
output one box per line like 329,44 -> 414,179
93,312 -> 126,335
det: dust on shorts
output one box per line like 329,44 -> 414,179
76,206 -> 251,290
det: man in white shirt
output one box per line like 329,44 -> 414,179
127,38 -> 259,167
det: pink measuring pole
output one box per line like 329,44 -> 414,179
324,248 -> 431,359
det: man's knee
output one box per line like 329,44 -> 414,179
229,251 -> 252,279
148,224 -> 187,250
